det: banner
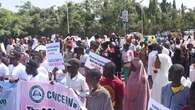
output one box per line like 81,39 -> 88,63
46,42 -> 60,55
20,81 -> 86,110
0,81 -> 18,110
47,53 -> 65,71
85,52 -> 111,73
0,81 -> 87,110
148,98 -> 170,110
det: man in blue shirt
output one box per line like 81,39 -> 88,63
161,64 -> 189,110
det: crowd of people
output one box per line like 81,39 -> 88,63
0,32 -> 195,110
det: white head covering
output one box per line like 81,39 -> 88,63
162,46 -> 170,56
158,53 -> 173,77
35,45 -> 47,51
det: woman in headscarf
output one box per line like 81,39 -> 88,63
151,53 -> 172,103
123,58 -> 150,110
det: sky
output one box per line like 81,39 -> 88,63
138,0 -> 195,9
0,0 -> 195,12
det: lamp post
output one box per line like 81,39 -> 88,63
141,6 -> 144,35
66,0 -> 70,33
137,0 -> 144,35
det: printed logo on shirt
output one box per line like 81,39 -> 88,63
29,85 -> 44,103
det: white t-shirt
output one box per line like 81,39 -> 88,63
60,72 -> 89,98
147,50 -> 158,76
8,64 -> 14,75
11,63 -> 28,80
0,62 -> 9,76
40,59 -> 50,72
28,72 -> 49,82
37,66 -> 48,76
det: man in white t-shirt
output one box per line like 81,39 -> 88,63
147,44 -> 158,88
9,51 -> 28,80
36,49 -> 50,75
0,57 -> 9,77
26,59 -> 48,82
60,58 -> 89,104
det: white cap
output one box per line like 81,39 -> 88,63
35,45 -> 47,51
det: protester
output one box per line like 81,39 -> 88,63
123,58 -> 150,110
107,42 -> 122,75
151,51 -> 173,103
162,42 -> 173,56
182,81 -> 195,110
147,44 -> 158,88
0,53 -> 9,77
26,59 -> 48,82
6,38 -> 15,55
100,62 -> 125,110
63,37 -> 74,62
86,69 -> 113,110
37,48 -> 50,74
19,52 -> 29,65
139,42 -> 148,68
9,50 -> 28,80
121,43 -> 134,82
172,47 -> 185,65
0,29 -> 194,110
88,41 -> 100,54
161,64 -> 189,110
60,58 -> 89,104
181,45 -> 190,77
31,51 -> 49,76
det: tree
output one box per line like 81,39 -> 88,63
173,0 -> 176,9
160,0 -> 167,13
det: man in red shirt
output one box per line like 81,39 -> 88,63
100,62 -> 125,110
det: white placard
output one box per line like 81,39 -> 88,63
46,42 -> 60,54
148,98 -> 170,110
47,53 -> 65,71
85,52 -> 111,73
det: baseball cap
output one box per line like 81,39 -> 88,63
64,58 -> 80,67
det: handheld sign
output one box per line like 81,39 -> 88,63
46,42 -> 60,55
47,53 -> 65,71
0,81 -> 18,110
85,52 -> 111,73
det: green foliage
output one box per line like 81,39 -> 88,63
0,0 -> 195,37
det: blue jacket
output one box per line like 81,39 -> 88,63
161,84 -> 189,110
